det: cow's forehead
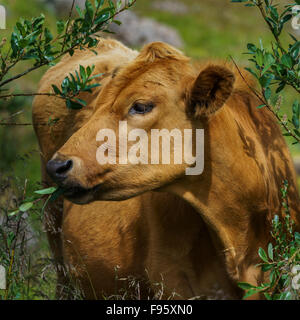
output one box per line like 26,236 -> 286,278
109,42 -> 192,87
94,43 -> 193,112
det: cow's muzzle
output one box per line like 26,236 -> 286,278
46,158 -> 73,183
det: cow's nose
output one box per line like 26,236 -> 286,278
46,159 -> 73,182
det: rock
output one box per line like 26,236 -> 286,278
109,10 -> 183,48
151,0 -> 189,15
40,0 -> 86,15
38,0 -> 184,48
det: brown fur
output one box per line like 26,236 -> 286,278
32,39 -> 300,300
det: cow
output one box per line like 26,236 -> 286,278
33,39 -> 300,299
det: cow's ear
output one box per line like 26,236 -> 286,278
188,65 -> 235,118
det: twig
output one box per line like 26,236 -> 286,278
0,122 -> 47,126
61,0 -> 75,53
0,92 -> 66,100
4,249 -> 15,300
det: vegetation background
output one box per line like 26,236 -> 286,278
0,0 -> 299,299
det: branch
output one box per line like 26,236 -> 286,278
0,92 -> 65,100
230,56 -> 300,144
61,0 -> 75,53
0,122 -> 47,126
0,0 -> 137,89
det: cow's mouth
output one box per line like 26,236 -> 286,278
62,183 -> 101,204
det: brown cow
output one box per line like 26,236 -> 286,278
33,39 -> 300,300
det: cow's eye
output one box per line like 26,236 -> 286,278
129,102 -> 154,115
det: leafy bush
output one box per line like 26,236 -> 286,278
0,0 -> 136,109
232,0 -> 300,144
238,182 -> 300,300
0,0 -> 136,300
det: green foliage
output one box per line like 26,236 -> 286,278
52,65 -> 102,109
0,0 -> 136,108
0,0 -> 136,300
0,178 -> 56,300
238,181 -> 300,300
232,0 -> 300,144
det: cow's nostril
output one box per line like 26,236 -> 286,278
56,160 -> 73,174
46,159 -> 73,182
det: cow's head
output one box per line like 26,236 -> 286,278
47,42 -> 235,204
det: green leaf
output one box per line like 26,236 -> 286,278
245,67 -> 258,79
237,282 -> 256,290
261,263 -> 273,272
95,0 -> 105,8
257,104 -> 266,109
8,210 -> 20,217
49,187 -> 65,202
34,187 -> 57,195
56,20 -> 65,34
292,100 -> 300,118
52,85 -> 61,95
19,202 -> 33,212
264,87 -> 271,100
44,27 -> 53,44
293,118 -> 300,130
85,0 -> 95,20
75,98 -> 87,107
295,232 -> 300,243
267,243 -> 273,260
264,293 -> 272,300
258,247 -> 269,263
259,74 -> 275,88
66,99 -> 84,109
281,54 -> 293,69
256,50 -> 264,67
113,20 -> 122,26
80,65 -> 86,82
247,43 -> 257,53
76,5 -> 84,18
279,292 -> 292,300
243,288 -> 259,299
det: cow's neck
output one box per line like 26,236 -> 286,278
167,106 -> 271,286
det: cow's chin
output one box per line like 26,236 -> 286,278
62,184 -> 101,205
62,181 -> 156,204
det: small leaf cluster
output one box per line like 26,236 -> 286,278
9,14 -> 57,69
59,0 -> 122,55
9,187 -> 61,218
52,65 -> 102,109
